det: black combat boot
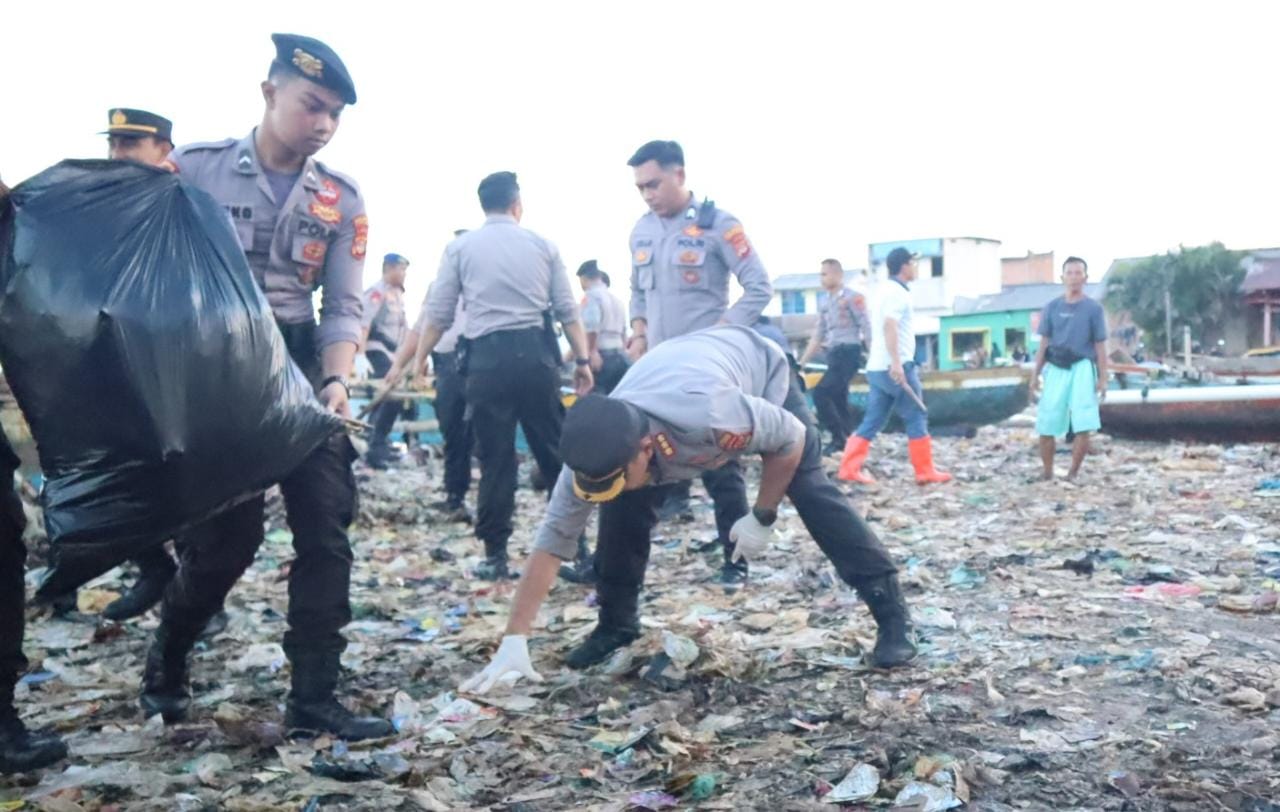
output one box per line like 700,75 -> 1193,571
558,534 -> 596,585
0,704 -> 66,775
139,621 -> 200,723
564,624 -> 641,670
474,539 -> 515,581
443,496 -> 472,525
284,651 -> 393,742
854,574 -> 918,668
103,551 -> 177,621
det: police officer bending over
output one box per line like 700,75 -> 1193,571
140,34 -> 392,741
386,172 -> 592,580
460,325 -> 917,693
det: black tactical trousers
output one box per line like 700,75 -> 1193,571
432,351 -> 473,502
593,374 -> 898,629
0,431 -> 27,707
660,462 -> 749,562
594,349 -> 631,395
366,350 -> 400,454
812,343 -> 863,445
162,321 -> 357,660
464,328 -> 563,557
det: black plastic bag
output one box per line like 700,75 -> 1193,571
0,160 -> 341,592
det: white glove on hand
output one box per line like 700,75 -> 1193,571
458,635 -> 543,695
729,513 -> 775,565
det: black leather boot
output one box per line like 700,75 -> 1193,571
139,621 -> 199,723
103,551 -> 177,621
284,651 -> 393,742
474,539 -> 515,581
0,706 -> 66,775
564,623 -> 641,670
855,574 -> 918,668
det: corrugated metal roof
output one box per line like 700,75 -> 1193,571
951,283 -> 1105,316
1241,258 -> 1280,293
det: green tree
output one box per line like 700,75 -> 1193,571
1104,242 -> 1245,354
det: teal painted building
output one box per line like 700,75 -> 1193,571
938,283 -> 1104,370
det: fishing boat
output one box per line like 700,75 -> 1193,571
1099,384 -> 1280,443
800,365 -> 1032,434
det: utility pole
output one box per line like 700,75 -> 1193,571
1164,287 -> 1173,358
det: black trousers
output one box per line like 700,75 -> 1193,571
161,320 -> 357,661
812,343 -> 863,444
595,349 -> 631,395
464,328 -> 564,557
593,373 -> 897,629
366,350 -> 400,453
432,352 -> 473,501
0,430 -> 27,707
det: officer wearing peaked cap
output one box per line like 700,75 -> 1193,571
103,108 -> 175,166
624,140 -> 773,587
141,34 -> 393,741
459,326 -> 918,694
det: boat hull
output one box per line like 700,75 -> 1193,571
1100,385 -> 1280,443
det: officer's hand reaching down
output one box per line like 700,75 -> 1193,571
729,512 -> 775,565
459,635 -> 544,695
320,379 -> 352,418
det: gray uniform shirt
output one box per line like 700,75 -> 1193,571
629,197 -> 772,346
582,285 -> 627,350
817,287 -> 869,348
425,214 -> 578,338
169,130 -> 367,349
414,282 -> 467,354
535,325 -> 805,559
1037,295 -> 1108,363
361,279 -> 407,357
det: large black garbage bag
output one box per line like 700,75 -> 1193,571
0,160 -> 341,594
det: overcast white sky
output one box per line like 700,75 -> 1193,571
4,1 -> 1278,311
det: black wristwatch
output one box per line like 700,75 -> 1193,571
321,375 -> 350,397
752,506 -> 777,526
575,357 -> 591,366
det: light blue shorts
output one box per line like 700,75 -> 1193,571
1036,360 -> 1100,437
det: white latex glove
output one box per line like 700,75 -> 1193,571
729,512 -> 775,565
458,635 -> 543,695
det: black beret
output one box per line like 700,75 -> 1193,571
560,395 -> 649,502
576,260 -> 602,277
102,108 -> 173,142
271,33 -> 357,105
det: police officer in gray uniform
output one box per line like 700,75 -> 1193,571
576,260 -> 629,394
626,140 -> 772,584
139,34 -> 392,741
459,326 -> 917,691
361,253 -> 410,468
798,259 -> 870,453
400,172 -> 593,579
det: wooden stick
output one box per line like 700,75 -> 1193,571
900,380 -> 929,413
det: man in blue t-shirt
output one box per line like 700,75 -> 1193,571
1031,256 -> 1109,480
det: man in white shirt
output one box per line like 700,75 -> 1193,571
838,248 -> 950,485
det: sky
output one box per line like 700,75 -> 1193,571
3,1 -> 1278,313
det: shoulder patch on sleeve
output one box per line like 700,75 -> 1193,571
715,430 -> 753,452
352,214 -> 369,259
722,224 -> 752,259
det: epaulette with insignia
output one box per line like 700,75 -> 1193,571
174,137 -> 237,155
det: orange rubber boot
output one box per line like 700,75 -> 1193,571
837,436 -> 877,484
908,436 -> 952,484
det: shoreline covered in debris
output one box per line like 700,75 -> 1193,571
4,423 -> 1279,810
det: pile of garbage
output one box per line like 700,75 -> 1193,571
4,423 -> 1279,810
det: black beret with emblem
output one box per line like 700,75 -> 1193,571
271,33 -> 357,105
560,395 -> 650,503
101,108 -> 173,142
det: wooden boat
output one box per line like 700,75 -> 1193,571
1100,384 -> 1280,443
800,366 -> 1032,434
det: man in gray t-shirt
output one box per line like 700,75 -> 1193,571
1032,257 -> 1109,480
